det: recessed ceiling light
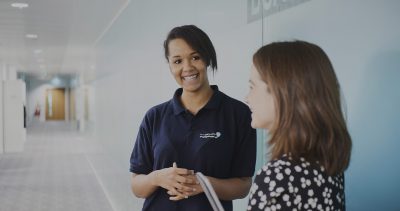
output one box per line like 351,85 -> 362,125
11,2 -> 29,9
26,34 -> 38,39
34,49 -> 43,54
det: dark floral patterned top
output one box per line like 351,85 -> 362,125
247,155 -> 345,211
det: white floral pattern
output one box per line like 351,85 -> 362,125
247,155 -> 345,211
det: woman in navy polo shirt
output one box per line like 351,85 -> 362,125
129,25 -> 257,211
245,41 -> 352,210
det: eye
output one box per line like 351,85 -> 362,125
192,55 -> 201,61
173,59 -> 182,64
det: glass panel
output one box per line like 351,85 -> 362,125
47,91 -> 53,117
255,129 -> 268,171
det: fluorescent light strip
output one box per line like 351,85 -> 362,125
11,2 -> 29,9
26,34 -> 38,39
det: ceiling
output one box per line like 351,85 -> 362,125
0,0 -> 130,79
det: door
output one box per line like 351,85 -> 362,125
45,88 -> 65,120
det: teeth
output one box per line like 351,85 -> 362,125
183,74 -> 198,80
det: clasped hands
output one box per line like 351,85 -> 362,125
153,162 -> 203,201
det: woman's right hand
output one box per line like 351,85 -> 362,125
150,162 -> 196,199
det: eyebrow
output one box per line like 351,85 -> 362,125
249,80 -> 255,85
170,52 -> 198,59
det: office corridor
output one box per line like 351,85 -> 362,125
0,122 -> 113,211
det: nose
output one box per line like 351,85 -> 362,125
182,59 -> 194,72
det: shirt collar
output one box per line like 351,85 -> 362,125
172,85 -> 222,115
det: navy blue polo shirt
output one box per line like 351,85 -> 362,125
130,85 -> 256,211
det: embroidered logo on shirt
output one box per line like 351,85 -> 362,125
199,132 -> 221,139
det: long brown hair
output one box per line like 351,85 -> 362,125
253,41 -> 352,176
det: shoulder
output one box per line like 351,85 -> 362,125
218,91 -> 251,114
256,157 -> 294,183
257,156 -> 325,184
252,156 -> 303,194
140,100 -> 173,128
144,100 -> 172,118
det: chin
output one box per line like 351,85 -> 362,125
250,121 -> 259,129
252,119 -> 271,130
183,84 -> 204,92
183,87 -> 200,93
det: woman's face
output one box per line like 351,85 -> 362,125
167,38 -> 209,93
246,65 -> 276,130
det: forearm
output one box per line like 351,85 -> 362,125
207,177 -> 252,200
131,172 -> 158,198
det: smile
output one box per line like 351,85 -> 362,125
182,74 -> 199,81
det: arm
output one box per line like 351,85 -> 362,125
131,172 -> 158,198
205,105 -> 256,200
207,176 -> 252,200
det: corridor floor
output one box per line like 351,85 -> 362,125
0,122 -> 113,211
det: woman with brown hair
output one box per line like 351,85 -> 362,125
245,41 -> 352,211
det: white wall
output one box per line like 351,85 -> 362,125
261,0 -> 400,210
88,0 -> 262,210
0,65 -> 4,154
3,80 -> 26,152
1,63 -> 19,153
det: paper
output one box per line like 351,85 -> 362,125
195,172 -> 225,211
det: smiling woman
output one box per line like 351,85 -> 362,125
129,25 -> 257,211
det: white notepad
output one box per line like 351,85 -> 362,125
195,172 -> 225,211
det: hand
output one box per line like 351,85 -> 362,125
167,173 -> 203,201
151,162 -> 196,199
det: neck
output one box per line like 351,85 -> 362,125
181,86 -> 214,115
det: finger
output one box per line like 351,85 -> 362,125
176,185 -> 196,192
184,183 -> 202,195
169,195 -> 182,201
177,182 -> 197,192
167,187 -> 185,198
174,168 -> 195,175
183,174 -> 200,184
173,181 -> 189,191
175,175 -> 193,184
169,194 -> 188,201
167,189 -> 183,196
172,183 -> 195,195
173,162 -> 177,168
